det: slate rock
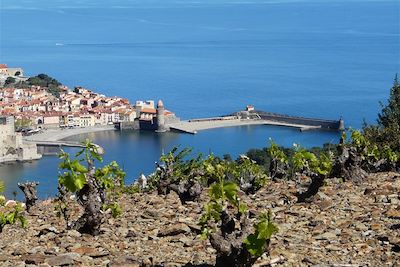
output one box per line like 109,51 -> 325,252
157,223 -> 191,237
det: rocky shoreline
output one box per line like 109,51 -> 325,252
0,172 -> 399,266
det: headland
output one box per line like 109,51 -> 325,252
0,172 -> 397,266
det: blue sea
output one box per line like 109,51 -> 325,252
0,0 -> 399,199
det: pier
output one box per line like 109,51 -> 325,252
24,140 -> 86,148
167,110 -> 344,134
116,102 -> 344,134
169,118 -> 322,134
25,140 -> 105,154
21,126 -> 113,154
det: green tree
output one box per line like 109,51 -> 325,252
378,74 -> 400,129
27,74 -> 61,87
4,77 -> 16,86
363,74 -> 400,151
26,74 -> 62,98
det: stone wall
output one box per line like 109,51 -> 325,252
117,120 -> 140,130
165,115 -> 180,125
6,68 -> 24,76
253,111 -> 343,130
0,116 -> 41,163
117,114 -> 180,132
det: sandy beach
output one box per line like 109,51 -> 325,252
23,125 -> 116,142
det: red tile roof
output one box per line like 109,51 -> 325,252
141,108 -> 156,114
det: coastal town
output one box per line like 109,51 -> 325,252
0,64 -> 176,131
0,64 -> 178,163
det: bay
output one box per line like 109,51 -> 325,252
0,0 -> 399,198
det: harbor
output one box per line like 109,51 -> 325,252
168,110 -> 344,134
2,99 -> 344,164
117,104 -> 345,134
169,118 -> 322,134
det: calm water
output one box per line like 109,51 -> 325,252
0,0 -> 399,198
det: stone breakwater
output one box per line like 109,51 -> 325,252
0,172 -> 399,266
23,125 -> 116,142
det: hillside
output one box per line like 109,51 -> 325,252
0,172 -> 399,266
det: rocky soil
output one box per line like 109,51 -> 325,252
0,172 -> 399,266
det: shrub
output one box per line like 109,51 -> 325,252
267,139 -> 289,180
0,181 -> 27,233
152,147 -> 204,203
56,140 -> 125,235
243,211 -> 279,258
199,173 -> 277,267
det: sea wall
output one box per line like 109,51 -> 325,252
0,116 -> 42,163
117,120 -> 140,130
0,139 -> 42,163
253,111 -> 343,130
117,115 -> 179,131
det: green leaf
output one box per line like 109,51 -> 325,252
103,203 -> 122,218
58,161 -> 69,170
223,182 -> 238,204
209,183 -> 223,199
267,139 -> 288,164
59,172 -> 86,192
75,149 -> 84,157
0,181 -> 4,193
6,212 -> 15,223
243,234 -> 266,257
90,149 -> 103,162
71,160 -> 88,173
210,202 -> 223,220
239,203 -> 247,214
19,216 -> 28,228
256,219 -> 278,240
58,149 -> 68,159
244,211 -> 278,257
74,174 -> 87,191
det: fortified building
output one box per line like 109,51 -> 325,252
0,116 -> 41,163
117,99 -> 179,131
0,64 -> 27,86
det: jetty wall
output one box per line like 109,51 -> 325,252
118,108 -> 344,133
249,111 -> 344,130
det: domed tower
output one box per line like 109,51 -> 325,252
156,99 -> 166,132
